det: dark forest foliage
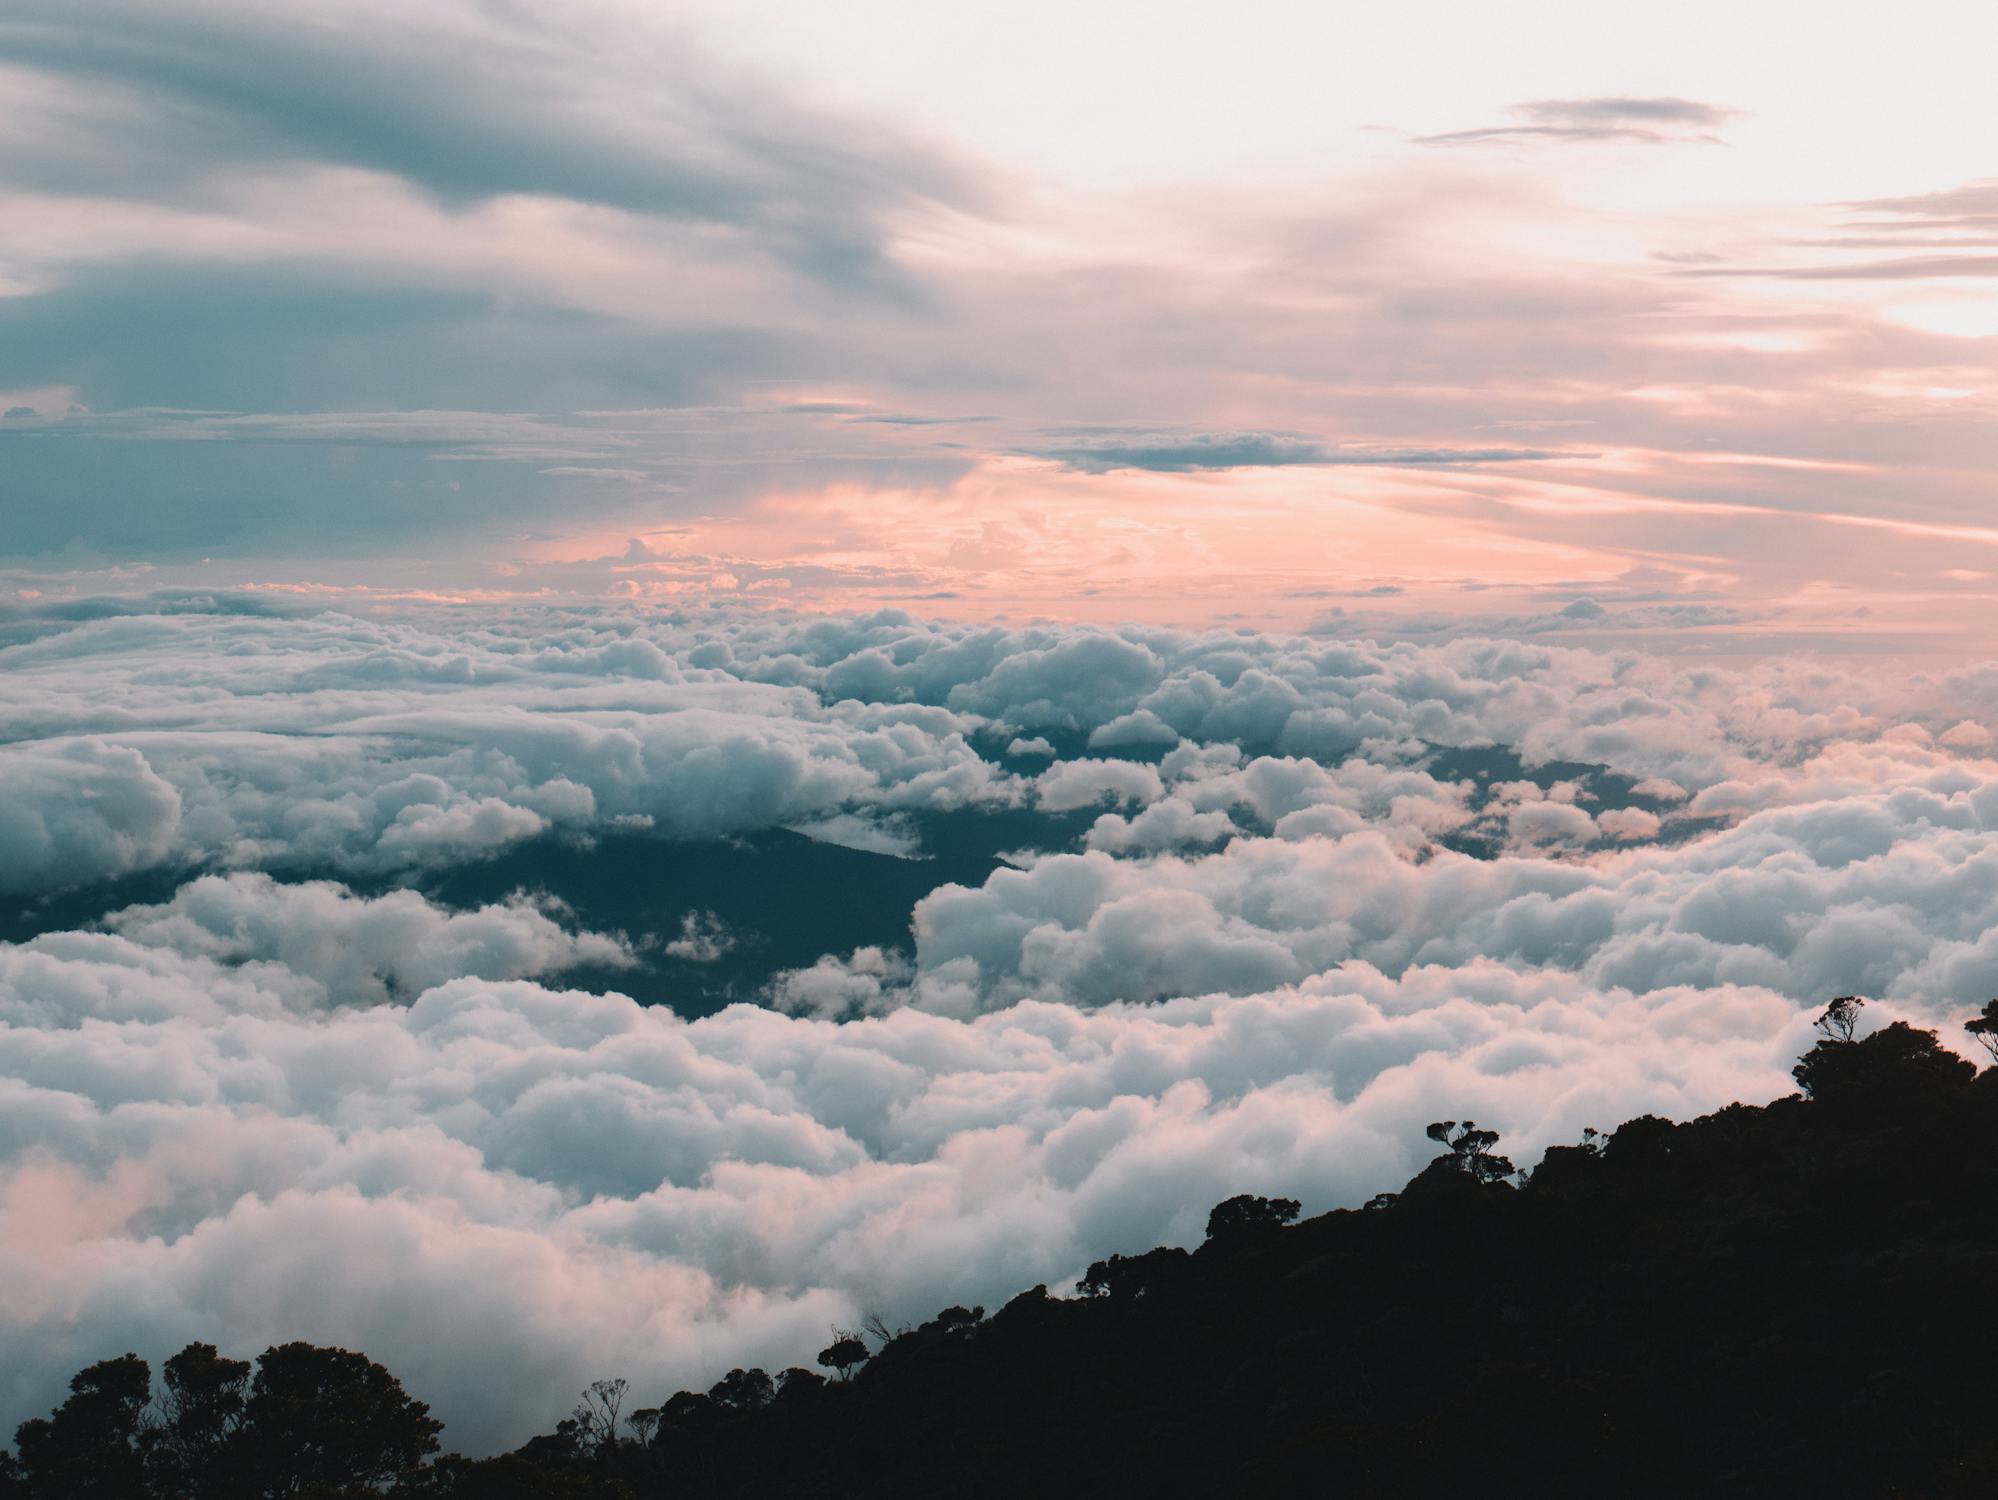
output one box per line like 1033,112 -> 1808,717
9,1000 -> 1997,1499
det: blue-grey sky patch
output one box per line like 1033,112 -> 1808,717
1308,597 -> 1759,641
1287,584 -> 1408,599
1035,429 -> 1564,473
0,262 -> 804,414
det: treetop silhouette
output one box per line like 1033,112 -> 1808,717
1966,997 -> 1998,1062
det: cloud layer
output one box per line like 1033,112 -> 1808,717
790,763 -> 1998,1015
6,596 -> 1992,894
0,596 -> 1962,892
0,903 -> 1829,1452
4,600 -> 1997,1454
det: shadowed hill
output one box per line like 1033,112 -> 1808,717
8,1001 -> 1998,1499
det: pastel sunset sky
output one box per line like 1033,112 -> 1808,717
4,0 -> 1996,649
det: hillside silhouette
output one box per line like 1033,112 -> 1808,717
7,998 -> 1997,1499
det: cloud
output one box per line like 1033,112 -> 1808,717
1034,429 -> 1560,473
1309,598 -> 1760,641
0,280 -> 986,557
1829,180 -> 1998,244
664,910 -> 737,964
0,875 -> 629,1030
2,598 -> 1974,894
1596,806 -> 1661,841
0,0 -> 972,291
99,872 -> 634,1006
0,740 -> 182,895
1035,759 -> 1164,812
1290,584 -> 1408,599
0,902 -> 1842,1451
1416,96 -> 1740,147
0,605 -> 1038,889
1678,256 -> 1998,282
1674,177 -> 1998,284
810,752 -> 1998,1014
0,1 -> 997,563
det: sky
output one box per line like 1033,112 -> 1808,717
4,0 -> 1998,1460
3,0 -> 1998,646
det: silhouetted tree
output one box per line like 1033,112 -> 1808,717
1079,1247 -> 1189,1299
861,1312 -> 907,1349
1794,1018 -> 1975,1102
1816,994 -> 1864,1042
143,1342 -> 249,1498
1604,1113 -> 1676,1167
1966,998 -> 1998,1063
519,1417 -> 585,1465
9,1354 -> 151,1499
571,1377 -> 628,1458
816,1333 -> 870,1382
1204,1194 -> 1301,1240
657,1391 -> 719,1442
773,1368 -> 825,1402
708,1369 -> 774,1412
233,1342 -> 442,1496
1423,1120 -> 1517,1182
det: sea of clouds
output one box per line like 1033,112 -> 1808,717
5,596 -> 1998,1449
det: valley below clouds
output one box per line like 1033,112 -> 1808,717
5,597 -> 1998,1448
